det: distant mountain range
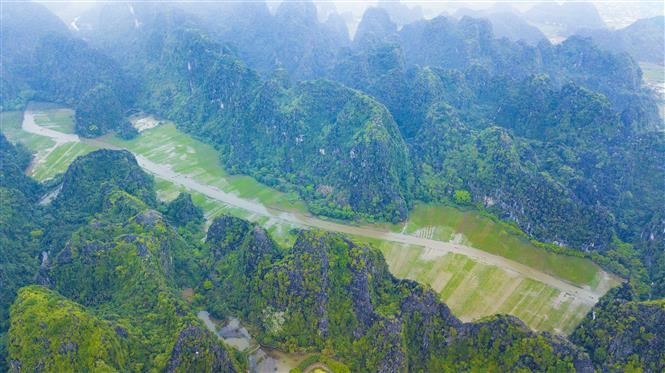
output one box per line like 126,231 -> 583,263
1,2 -> 664,371
577,16 -> 665,64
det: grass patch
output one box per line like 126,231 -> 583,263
1,111 -> 55,152
108,123 -> 308,214
2,107 -> 92,182
369,240 -> 600,334
388,203 -> 601,287
33,108 -> 76,134
31,142 -> 96,181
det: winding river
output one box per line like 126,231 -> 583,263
21,109 -> 608,305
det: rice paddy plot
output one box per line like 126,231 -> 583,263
154,178 -> 299,248
30,103 -> 76,134
1,111 -> 55,152
375,241 -> 601,334
1,108 -> 94,181
31,142 -> 96,181
109,122 -> 308,214
390,203 -> 605,287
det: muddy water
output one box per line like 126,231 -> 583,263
22,109 -> 79,144
197,311 -> 301,372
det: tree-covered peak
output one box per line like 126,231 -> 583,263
8,285 -> 130,372
55,149 -> 156,214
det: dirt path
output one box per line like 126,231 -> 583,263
23,112 -> 614,305
131,155 -> 605,304
22,109 -> 80,173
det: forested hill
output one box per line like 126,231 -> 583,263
571,284 -> 665,371
0,145 -> 239,372
350,8 -> 659,127
576,16 -> 665,64
2,1 -> 663,298
0,148 -> 662,371
332,9 -> 665,297
0,1 -> 136,138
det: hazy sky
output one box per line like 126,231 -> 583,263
37,0 -> 665,31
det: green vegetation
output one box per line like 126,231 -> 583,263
8,286 -> 130,372
109,123 -> 307,214
376,241 -> 602,334
571,284 -> 665,371
201,216 -> 594,371
164,192 -> 204,229
0,111 -> 55,153
31,104 -> 75,134
0,148 -> 659,371
31,142 -> 96,181
0,135 -> 43,371
291,354 -> 350,373
75,84 -> 136,138
4,0 -> 662,298
392,204 -> 604,286
2,104 -> 618,336
3,149 -> 240,372
1,1 -> 663,369
0,107 -> 96,182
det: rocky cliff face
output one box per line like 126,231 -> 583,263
202,214 -> 594,371
164,326 -> 237,373
571,284 -> 665,372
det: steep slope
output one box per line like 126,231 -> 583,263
571,284 -> 665,372
0,1 -> 69,109
352,7 -> 399,50
0,146 -> 662,371
8,286 -> 130,372
201,215 -> 594,371
376,0 -> 423,27
576,16 -> 665,64
1,2 -> 137,137
176,0 -> 349,81
3,149 -> 240,372
0,136 -> 44,372
141,27 -> 413,221
24,35 -> 136,138
454,8 -> 547,45
51,149 -> 156,234
332,37 -> 665,295
524,2 -> 606,36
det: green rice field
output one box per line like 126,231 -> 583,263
108,123 -> 308,214
1,105 -> 621,334
387,204 -> 603,287
371,240 -> 615,334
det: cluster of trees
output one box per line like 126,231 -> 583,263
2,1 -> 662,297
0,146 -> 240,372
571,284 -> 665,371
199,212 -> 662,371
0,144 -> 662,371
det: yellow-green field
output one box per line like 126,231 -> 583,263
1,109 -> 95,181
1,111 -> 55,152
387,204 -> 602,287
1,105 -> 621,334
372,240 -> 609,334
107,123 -> 308,214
